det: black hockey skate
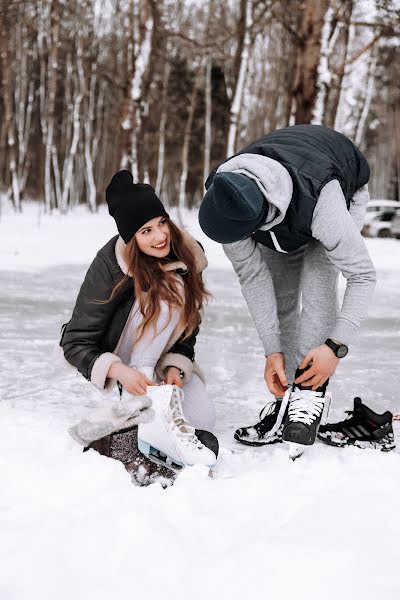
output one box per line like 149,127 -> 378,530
282,386 -> 331,460
234,400 -> 286,446
317,397 -> 395,452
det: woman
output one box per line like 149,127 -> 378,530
61,170 -> 216,485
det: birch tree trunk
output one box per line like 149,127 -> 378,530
120,0 -> 154,179
203,55 -> 212,183
178,68 -> 203,223
313,6 -> 337,124
155,59 -> 170,196
227,0 -> 253,156
329,1 -> 354,128
44,5 -> 59,211
355,46 -> 377,146
61,37 -> 83,212
14,20 -> 34,200
203,0 -> 215,184
313,0 -> 353,128
0,12 -> 21,211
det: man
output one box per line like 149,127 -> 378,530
199,124 -> 377,456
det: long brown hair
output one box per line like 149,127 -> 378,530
109,218 -> 209,344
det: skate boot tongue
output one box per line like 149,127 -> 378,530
353,397 -> 363,411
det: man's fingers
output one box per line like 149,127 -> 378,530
298,374 -> 324,389
276,368 -> 288,388
306,375 -> 322,389
311,379 -> 324,391
295,373 -> 318,387
295,368 -> 316,384
270,374 -> 287,396
265,373 -> 279,396
299,352 -> 313,370
269,383 -> 285,396
312,375 -> 329,390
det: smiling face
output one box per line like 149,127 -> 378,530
134,216 -> 171,258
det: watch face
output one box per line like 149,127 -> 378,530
337,345 -> 348,358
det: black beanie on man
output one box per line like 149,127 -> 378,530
106,170 -> 169,243
199,172 -> 266,244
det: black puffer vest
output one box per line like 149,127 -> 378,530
206,125 -> 370,253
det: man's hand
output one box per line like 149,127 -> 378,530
295,344 -> 339,390
165,366 -> 184,388
108,363 -> 155,395
264,352 -> 288,396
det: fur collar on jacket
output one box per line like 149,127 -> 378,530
115,230 -> 208,276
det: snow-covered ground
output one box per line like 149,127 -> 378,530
1,203 -> 399,600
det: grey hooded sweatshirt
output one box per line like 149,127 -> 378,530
220,154 -> 376,356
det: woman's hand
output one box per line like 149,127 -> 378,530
264,353 -> 288,396
295,344 -> 339,390
164,366 -> 184,388
108,362 -> 155,395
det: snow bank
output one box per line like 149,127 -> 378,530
1,203 -> 400,600
1,406 -> 399,600
0,201 -> 229,272
1,201 -> 398,275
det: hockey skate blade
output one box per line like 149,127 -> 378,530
287,442 -> 306,461
138,439 -> 184,472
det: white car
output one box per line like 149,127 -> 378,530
362,199 -> 399,237
391,208 -> 400,239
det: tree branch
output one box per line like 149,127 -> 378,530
344,28 -> 392,67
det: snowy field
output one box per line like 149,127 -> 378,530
1,203 -> 400,600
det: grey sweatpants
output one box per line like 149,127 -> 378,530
259,240 -> 339,384
223,182 -> 372,385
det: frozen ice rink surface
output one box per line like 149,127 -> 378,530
0,206 -> 399,600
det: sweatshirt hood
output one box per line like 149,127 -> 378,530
216,153 -> 293,231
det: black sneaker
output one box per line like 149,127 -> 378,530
317,397 -> 396,452
234,400 -> 285,446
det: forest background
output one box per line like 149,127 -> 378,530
0,0 -> 399,215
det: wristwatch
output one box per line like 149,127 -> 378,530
325,338 -> 348,358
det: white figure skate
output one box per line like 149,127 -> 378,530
137,384 -> 218,470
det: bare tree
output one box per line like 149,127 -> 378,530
289,0 -> 329,124
0,9 -> 21,210
227,0 -> 253,155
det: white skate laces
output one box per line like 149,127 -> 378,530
288,389 -> 325,425
259,401 -> 277,420
169,388 -> 204,449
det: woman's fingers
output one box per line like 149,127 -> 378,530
134,386 -> 147,395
